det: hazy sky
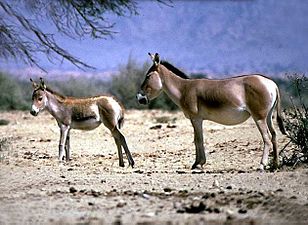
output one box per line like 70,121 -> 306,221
1,0 -> 308,77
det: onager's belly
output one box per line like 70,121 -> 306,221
71,118 -> 101,130
203,107 -> 251,125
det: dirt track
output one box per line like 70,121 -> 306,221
0,110 -> 307,225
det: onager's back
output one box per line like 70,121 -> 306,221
30,78 -> 134,167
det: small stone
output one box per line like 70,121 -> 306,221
213,180 -> 220,188
150,125 -> 162,130
226,185 -> 232,190
213,207 -> 220,213
88,202 -> 94,206
226,209 -> 235,220
142,193 -> 150,199
91,189 -> 101,197
238,208 -> 247,214
185,201 -> 206,214
163,187 -> 172,192
116,200 -> 126,208
69,187 -> 77,193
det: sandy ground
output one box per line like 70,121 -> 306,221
0,110 -> 307,225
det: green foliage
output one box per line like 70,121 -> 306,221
108,57 -> 179,110
0,64 -> 306,113
0,72 -> 28,110
273,75 -> 308,108
49,77 -> 108,97
281,74 -> 308,166
108,57 -> 147,109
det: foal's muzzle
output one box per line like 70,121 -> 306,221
136,92 -> 149,105
30,110 -> 38,116
30,105 -> 39,116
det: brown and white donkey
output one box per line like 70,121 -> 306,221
137,53 -> 287,170
30,78 -> 134,167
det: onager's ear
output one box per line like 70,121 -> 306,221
30,78 -> 39,89
39,77 -> 46,89
148,52 -> 160,66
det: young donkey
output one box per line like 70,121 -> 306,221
30,78 -> 134,167
137,53 -> 287,170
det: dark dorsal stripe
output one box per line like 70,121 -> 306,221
161,61 -> 190,79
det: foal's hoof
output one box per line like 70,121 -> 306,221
191,160 -> 206,170
129,161 -> 135,168
191,164 -> 203,170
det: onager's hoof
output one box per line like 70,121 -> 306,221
258,164 -> 266,172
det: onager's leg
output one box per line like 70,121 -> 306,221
59,125 -> 70,161
191,119 -> 206,169
267,113 -> 279,168
65,131 -> 71,161
112,128 -> 135,168
254,119 -> 272,170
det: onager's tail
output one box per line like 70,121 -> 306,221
276,88 -> 287,135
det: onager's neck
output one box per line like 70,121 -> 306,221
159,66 -> 186,106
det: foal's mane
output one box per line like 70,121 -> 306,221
45,86 -> 66,101
160,61 -> 190,79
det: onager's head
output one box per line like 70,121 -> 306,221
137,53 -> 163,105
30,78 -> 48,116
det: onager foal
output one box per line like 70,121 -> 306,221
137,53 -> 287,170
30,78 -> 134,167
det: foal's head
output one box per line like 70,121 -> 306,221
30,78 -> 48,116
137,53 -> 163,105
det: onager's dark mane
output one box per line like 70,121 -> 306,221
161,61 -> 190,79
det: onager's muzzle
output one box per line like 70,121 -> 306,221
136,92 -> 149,105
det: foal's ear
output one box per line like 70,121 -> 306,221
39,77 -> 47,89
148,52 -> 160,66
30,78 -> 39,89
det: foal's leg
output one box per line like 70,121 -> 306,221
191,119 -> 206,169
112,132 -> 125,167
254,119 -> 272,170
65,131 -> 71,161
112,128 -> 135,168
59,124 -> 70,161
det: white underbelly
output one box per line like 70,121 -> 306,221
71,119 -> 101,130
202,107 -> 251,125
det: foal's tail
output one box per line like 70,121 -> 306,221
118,114 -> 124,130
276,88 -> 287,135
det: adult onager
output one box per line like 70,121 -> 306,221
137,53 -> 286,170
30,78 -> 134,167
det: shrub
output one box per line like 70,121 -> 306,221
108,57 -> 179,110
0,72 -> 29,110
48,77 -> 108,97
281,74 -> 308,167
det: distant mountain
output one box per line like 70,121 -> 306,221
1,0 -> 308,78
